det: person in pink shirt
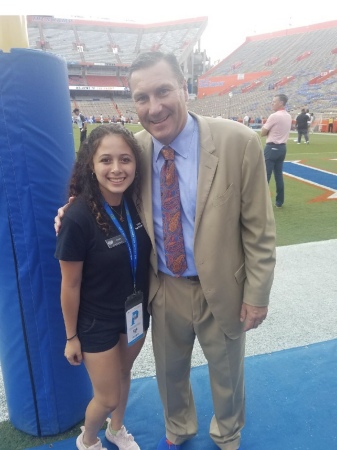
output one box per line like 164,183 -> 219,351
261,94 -> 292,208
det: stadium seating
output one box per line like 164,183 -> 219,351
27,16 -> 207,66
27,16 -> 337,123
86,76 -> 124,87
72,97 -> 138,123
197,22 -> 337,120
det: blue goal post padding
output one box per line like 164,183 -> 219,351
0,48 -> 92,436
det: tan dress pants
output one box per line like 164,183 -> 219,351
151,272 -> 245,450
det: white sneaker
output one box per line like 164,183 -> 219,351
105,419 -> 140,450
76,426 -> 107,450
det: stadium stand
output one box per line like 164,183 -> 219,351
85,76 -> 125,87
27,16 -> 207,65
195,21 -> 337,122
27,15 -> 209,123
27,16 -> 337,126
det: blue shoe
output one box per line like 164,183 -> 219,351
157,436 -> 182,450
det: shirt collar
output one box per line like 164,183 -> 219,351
153,113 -> 194,161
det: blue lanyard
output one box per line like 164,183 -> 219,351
103,198 -> 138,291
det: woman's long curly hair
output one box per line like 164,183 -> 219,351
68,124 -> 142,236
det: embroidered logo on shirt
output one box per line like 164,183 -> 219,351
134,222 -> 143,230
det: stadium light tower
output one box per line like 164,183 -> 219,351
228,91 -> 233,119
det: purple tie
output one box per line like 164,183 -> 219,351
160,147 -> 187,276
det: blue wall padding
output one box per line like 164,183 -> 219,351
0,49 -> 92,436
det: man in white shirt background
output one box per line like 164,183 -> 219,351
261,94 -> 292,208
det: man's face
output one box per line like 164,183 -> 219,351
271,97 -> 284,112
129,60 -> 189,145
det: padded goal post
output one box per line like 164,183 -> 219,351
0,48 -> 92,436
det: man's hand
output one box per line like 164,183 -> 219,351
240,303 -> 268,332
54,197 -> 75,236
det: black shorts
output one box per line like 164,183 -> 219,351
77,312 -> 150,353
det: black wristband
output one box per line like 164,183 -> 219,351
66,333 -> 78,341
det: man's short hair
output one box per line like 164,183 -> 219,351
73,108 -> 79,113
128,51 -> 185,88
275,94 -> 288,106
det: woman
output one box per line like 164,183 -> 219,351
55,124 -> 151,450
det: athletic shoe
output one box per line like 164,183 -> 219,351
76,426 -> 107,450
105,419 -> 140,450
275,204 -> 283,208
157,436 -> 182,449
306,141 -> 309,144
297,142 -> 301,144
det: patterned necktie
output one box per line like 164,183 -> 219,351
160,147 -> 187,276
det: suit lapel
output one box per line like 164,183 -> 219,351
192,113 -> 219,235
135,132 -> 157,251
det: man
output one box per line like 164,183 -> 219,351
306,110 -> 315,134
57,52 -> 276,450
296,108 -> 310,144
261,94 -> 292,208
328,117 -> 334,132
72,108 -> 87,148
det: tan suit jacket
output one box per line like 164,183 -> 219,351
135,112 -> 276,339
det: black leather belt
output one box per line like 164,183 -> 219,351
159,271 -> 200,282
185,275 -> 200,282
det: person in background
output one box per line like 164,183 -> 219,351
73,108 -> 88,148
306,110 -> 315,134
328,116 -> 334,132
56,52 -> 276,450
296,108 -> 310,144
55,124 -> 151,450
261,94 -> 292,208
243,114 -> 250,126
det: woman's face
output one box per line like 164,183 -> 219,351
92,134 -> 136,205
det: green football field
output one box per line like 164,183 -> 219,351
264,131 -> 337,246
